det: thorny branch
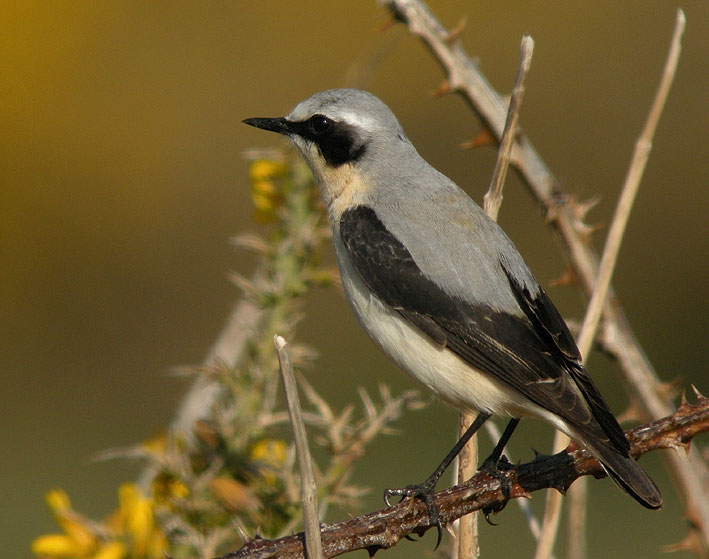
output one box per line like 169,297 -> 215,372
219,394 -> 709,559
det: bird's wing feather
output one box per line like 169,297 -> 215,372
340,205 -> 628,452
501,263 -> 629,451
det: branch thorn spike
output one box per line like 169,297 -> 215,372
445,16 -> 467,45
431,80 -> 452,98
461,128 -> 496,150
691,384 -> 706,401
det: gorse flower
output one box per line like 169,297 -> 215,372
249,159 -> 289,223
32,485 -> 166,559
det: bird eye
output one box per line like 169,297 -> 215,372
310,115 -> 331,134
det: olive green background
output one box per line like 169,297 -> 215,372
2,2 -> 707,557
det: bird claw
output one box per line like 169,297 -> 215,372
479,454 -> 514,524
383,481 -> 444,549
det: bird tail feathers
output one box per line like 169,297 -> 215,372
584,438 -> 663,509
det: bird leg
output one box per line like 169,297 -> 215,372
383,411 -> 492,548
479,417 -> 520,524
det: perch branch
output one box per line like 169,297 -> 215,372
219,394 -> 709,559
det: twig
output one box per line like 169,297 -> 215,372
455,33 -> 534,559
483,421 -> 553,557
577,8 -> 686,364
455,412 -> 479,559
275,335 -> 323,559
535,10 -> 687,559
483,34 -> 534,221
566,477 -> 587,559
380,0 -> 709,552
218,394 -> 709,559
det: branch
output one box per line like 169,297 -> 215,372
217,394 -> 709,559
275,335 -> 323,559
483,34 -> 534,221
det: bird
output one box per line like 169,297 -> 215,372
243,88 -> 662,539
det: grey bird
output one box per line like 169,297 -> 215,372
243,88 -> 662,537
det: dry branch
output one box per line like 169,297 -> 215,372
275,335 -> 323,559
218,395 -> 709,559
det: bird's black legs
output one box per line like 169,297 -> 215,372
479,417 -> 520,524
383,411 -> 492,548
481,417 -> 520,469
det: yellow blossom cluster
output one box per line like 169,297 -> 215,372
32,485 -> 167,559
249,159 -> 289,223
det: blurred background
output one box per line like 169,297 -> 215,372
2,2 -> 707,557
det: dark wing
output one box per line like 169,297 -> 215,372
340,205 -> 628,452
501,264 -> 629,452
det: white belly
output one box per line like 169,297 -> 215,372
331,233 -> 578,441
334,240 -> 518,414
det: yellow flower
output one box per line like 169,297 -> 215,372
31,489 -> 97,557
32,485 -> 167,559
152,473 -> 190,507
248,159 -> 288,223
93,541 -> 126,559
108,483 -> 166,557
121,484 -> 153,545
249,159 -> 288,182
250,439 -> 287,484
31,533 -> 88,558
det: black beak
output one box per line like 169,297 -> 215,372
242,117 -> 290,136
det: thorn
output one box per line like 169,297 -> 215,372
461,128 -> 497,150
430,80 -> 452,98
568,194 -> 601,222
235,522 -> 251,543
445,16 -> 467,45
229,271 -> 263,299
550,266 -> 578,288
374,15 -> 398,33
691,384 -> 706,401
575,221 -> 604,244
616,396 -> 645,424
655,378 -> 681,402
661,527 -> 704,555
683,438 -> 692,455
232,233 -> 271,255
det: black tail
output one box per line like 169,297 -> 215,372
583,438 -> 663,509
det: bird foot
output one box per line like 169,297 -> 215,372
384,478 -> 443,549
479,454 -> 515,525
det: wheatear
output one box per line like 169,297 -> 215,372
244,88 -> 662,537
